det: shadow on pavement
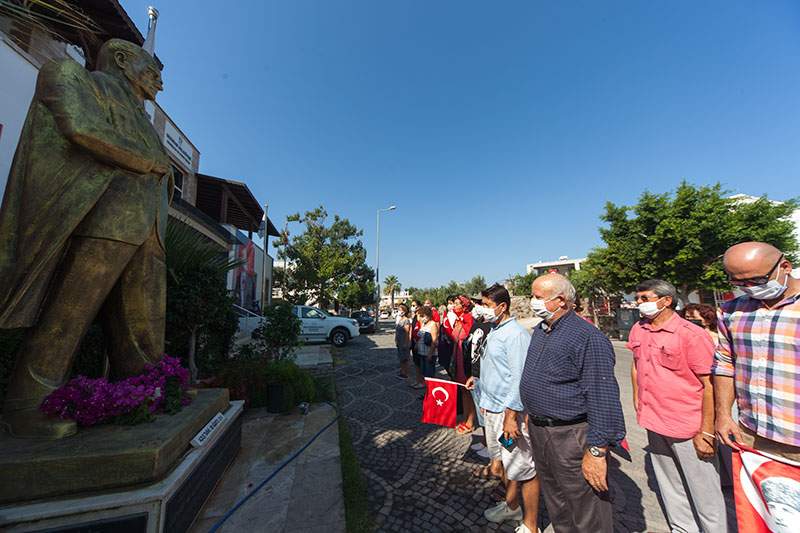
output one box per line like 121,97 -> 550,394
332,330 -> 683,532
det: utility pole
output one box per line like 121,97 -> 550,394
375,206 -> 397,326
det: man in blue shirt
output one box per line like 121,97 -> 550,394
469,284 -> 540,532
521,274 -> 625,532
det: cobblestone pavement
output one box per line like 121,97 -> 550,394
334,323 -> 736,532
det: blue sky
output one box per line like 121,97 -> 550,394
120,0 -> 800,288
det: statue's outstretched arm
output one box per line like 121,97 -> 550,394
37,59 -> 168,175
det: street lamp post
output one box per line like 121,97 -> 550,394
376,205 -> 397,327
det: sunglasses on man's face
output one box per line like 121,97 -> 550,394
727,254 -> 783,287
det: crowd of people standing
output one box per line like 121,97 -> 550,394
387,240 -> 799,533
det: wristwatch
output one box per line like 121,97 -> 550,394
588,446 -> 606,458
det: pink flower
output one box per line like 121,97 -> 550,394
39,354 -> 193,426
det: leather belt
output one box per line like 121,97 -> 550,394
528,415 -> 587,427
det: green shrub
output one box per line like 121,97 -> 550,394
312,375 -> 335,402
71,324 -> 105,379
0,325 -> 106,403
248,302 -> 301,360
166,264 -> 238,378
212,358 -> 314,412
0,328 -> 24,403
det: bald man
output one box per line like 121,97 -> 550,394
713,242 -> 800,461
519,274 -> 625,532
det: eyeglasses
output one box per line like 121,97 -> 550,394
727,254 -> 783,287
635,295 -> 662,303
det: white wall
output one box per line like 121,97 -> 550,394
0,38 -> 38,200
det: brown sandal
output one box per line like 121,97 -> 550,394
472,466 -> 500,479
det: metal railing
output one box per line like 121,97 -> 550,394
232,303 -> 263,337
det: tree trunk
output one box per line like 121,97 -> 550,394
678,285 -> 691,306
187,325 -> 198,384
101,348 -> 110,379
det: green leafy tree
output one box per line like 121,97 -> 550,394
165,219 -> 241,382
588,182 -> 798,302
567,266 -> 605,324
508,271 -> 540,296
383,275 -> 401,308
339,279 -> 376,312
408,280 -> 463,306
274,207 -> 372,310
463,275 -> 487,297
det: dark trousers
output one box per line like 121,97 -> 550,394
528,421 -> 613,533
419,354 -> 436,377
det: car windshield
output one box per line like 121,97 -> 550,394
352,311 -> 369,318
302,307 -> 327,319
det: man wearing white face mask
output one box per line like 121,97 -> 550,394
520,273 -> 625,533
713,242 -> 800,463
469,284 -> 540,532
628,279 -> 726,533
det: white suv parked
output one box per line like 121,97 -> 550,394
292,306 -> 360,347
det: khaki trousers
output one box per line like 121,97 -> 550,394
738,423 -> 800,463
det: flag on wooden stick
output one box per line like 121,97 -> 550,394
421,377 -> 459,427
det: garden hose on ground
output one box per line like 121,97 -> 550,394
208,400 -> 340,532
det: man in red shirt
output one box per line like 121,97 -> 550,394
628,279 -> 727,533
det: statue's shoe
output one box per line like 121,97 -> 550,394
1,407 -> 77,439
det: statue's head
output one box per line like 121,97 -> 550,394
97,39 -> 163,101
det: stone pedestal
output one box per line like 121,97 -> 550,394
0,396 -> 243,532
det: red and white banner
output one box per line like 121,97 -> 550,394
732,444 -> 800,533
421,378 -> 459,428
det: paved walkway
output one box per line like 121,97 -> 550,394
334,323 -> 736,532
190,403 -> 344,532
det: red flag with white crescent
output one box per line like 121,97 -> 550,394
421,377 -> 458,427
732,444 -> 800,533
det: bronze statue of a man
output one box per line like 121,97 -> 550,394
0,39 -> 174,438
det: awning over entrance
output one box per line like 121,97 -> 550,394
195,173 -> 279,238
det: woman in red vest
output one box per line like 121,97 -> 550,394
447,296 -> 476,434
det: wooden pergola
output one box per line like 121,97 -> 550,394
194,174 -> 279,239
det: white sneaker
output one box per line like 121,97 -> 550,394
470,442 -> 485,450
475,447 -> 489,459
514,524 -> 533,533
483,501 -> 523,523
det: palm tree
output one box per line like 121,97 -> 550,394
165,218 -> 242,382
383,275 -> 401,309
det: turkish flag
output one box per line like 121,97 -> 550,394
421,377 -> 458,427
732,444 -> 800,533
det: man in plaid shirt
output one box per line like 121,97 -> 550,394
713,242 -> 800,462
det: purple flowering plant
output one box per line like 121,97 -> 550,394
39,355 -> 193,426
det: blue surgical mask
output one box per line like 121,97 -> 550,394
741,271 -> 789,300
